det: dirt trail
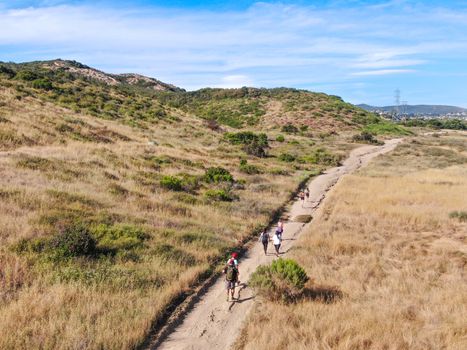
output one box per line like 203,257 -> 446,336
150,139 -> 402,350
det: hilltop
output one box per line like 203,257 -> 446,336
0,59 -> 386,132
0,59 -> 405,349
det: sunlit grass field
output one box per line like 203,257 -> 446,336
236,132 -> 467,350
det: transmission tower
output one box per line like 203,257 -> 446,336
401,100 -> 408,116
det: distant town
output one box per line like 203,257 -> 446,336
357,104 -> 467,121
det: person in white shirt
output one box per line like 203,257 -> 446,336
272,232 -> 281,257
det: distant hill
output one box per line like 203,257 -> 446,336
357,104 -> 467,115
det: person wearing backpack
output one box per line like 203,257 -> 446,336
259,229 -> 269,255
224,252 -> 239,301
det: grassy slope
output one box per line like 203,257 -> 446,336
235,132 -> 467,350
0,60 -> 403,349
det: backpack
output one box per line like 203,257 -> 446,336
261,232 -> 269,243
225,259 -> 238,281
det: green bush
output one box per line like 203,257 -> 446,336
90,223 -> 149,251
276,134 -> 285,142
242,140 -> 267,157
204,167 -> 233,183
32,78 -> 53,90
204,189 -> 234,202
352,131 -> 382,145
239,159 -> 261,174
281,123 -> 299,133
249,258 -> 309,302
160,175 -> 183,191
224,131 -> 268,157
301,148 -> 341,166
50,225 -> 96,257
278,153 -> 296,162
401,118 -> 466,130
16,70 -> 38,81
449,211 -> 467,222
363,122 -> 412,136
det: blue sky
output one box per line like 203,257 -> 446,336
1,1 -> 466,107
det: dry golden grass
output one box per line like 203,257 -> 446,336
0,83 -> 355,349
236,133 -> 467,350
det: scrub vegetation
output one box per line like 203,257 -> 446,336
0,59 -> 408,349
236,132 -> 467,350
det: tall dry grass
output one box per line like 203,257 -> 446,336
236,133 -> 467,350
0,83 -> 347,349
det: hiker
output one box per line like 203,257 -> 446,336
224,252 -> 240,301
299,191 -> 305,207
276,220 -> 284,240
272,231 -> 281,257
259,229 -> 269,255
305,188 -> 310,201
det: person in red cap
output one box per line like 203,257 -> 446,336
223,252 -> 240,301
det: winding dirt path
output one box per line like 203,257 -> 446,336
150,139 -> 402,350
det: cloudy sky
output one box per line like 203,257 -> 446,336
1,0 -> 466,107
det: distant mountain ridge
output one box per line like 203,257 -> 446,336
357,104 -> 467,115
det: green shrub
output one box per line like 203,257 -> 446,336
160,175 -> 183,191
449,211 -> 467,222
204,167 -> 233,183
90,223 -> 149,251
301,148 -> 341,166
13,237 -> 48,254
50,225 -> 96,257
401,118 -> 466,130
281,123 -> 299,133
242,140 -> 267,157
16,70 -> 38,81
269,168 -> 289,176
32,78 -> 53,90
278,153 -> 296,162
352,131 -> 382,145
276,134 -> 285,142
204,189 -> 234,202
363,122 -> 412,136
224,131 -> 268,157
239,159 -> 261,174
249,258 -> 309,302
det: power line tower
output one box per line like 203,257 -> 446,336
394,88 -> 400,116
401,100 -> 408,116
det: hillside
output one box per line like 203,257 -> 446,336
0,60 -> 402,349
358,103 -> 467,115
0,59 -> 385,132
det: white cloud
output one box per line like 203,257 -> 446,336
0,1 -> 466,104
216,75 -> 254,88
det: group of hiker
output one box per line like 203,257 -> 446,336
223,187 -> 311,301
